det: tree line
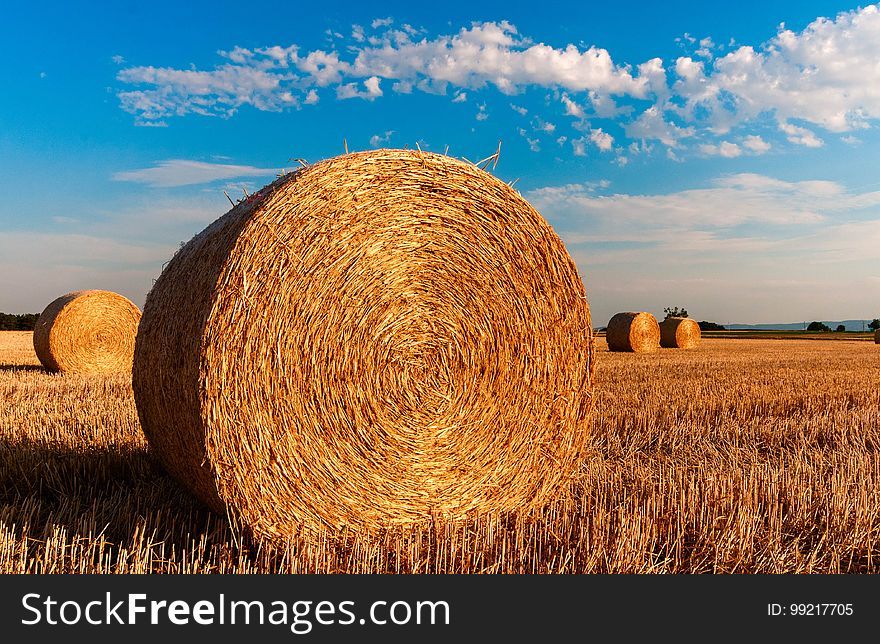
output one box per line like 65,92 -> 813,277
0,313 -> 40,331
663,306 -> 726,331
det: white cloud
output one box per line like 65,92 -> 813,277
696,37 -> 715,59
699,141 -> 742,157
742,135 -> 771,153
510,104 -> 528,115
560,93 -> 585,118
673,5 -> 880,134
532,117 -> 556,133
347,21 -> 654,97
571,137 -> 587,156
336,75 -> 383,100
625,106 -> 694,146
113,6 -> 880,165
370,130 -> 394,147
778,120 -> 824,147
116,20 -> 658,124
476,103 -> 488,121
590,128 -> 613,151
113,159 -> 277,188
117,61 -> 298,121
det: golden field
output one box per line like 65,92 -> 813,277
1,330 -> 879,573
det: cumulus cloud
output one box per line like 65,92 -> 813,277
337,76 -> 383,100
742,135 -> 771,153
561,93 -> 585,118
114,6 -> 880,162
671,5 -> 880,135
116,20 -> 658,124
699,141 -> 742,157
590,128 -> 613,151
778,120 -> 824,147
625,106 -> 694,147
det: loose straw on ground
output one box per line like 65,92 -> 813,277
33,290 -> 141,374
606,312 -> 660,353
659,317 -> 701,349
133,149 -> 595,541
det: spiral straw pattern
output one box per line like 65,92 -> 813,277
606,312 -> 660,353
33,290 -> 142,374
659,317 -> 701,349
133,149 -> 595,539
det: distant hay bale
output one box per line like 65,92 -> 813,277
132,149 -> 595,540
33,290 -> 141,374
875,329 -> 880,344
660,317 -> 701,349
606,312 -> 660,353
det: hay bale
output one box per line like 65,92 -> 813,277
875,329 -> 880,344
606,312 -> 659,353
133,149 -> 595,539
659,317 -> 701,349
33,290 -> 141,374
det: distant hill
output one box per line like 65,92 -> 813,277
727,320 -> 874,332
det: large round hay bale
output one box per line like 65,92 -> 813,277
133,149 -> 595,539
605,312 -> 659,353
33,290 -> 141,374
875,329 -> 880,344
659,317 -> 701,349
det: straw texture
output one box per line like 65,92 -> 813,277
33,290 -> 141,374
606,312 -> 660,353
133,149 -> 595,540
659,317 -> 701,349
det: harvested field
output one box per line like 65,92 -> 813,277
2,330 -> 879,573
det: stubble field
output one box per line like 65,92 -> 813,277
1,330 -> 879,573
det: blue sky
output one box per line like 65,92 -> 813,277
2,1 -> 879,325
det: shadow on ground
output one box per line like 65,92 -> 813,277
0,437 -> 243,568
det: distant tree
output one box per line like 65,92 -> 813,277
663,306 -> 689,319
698,321 -> 726,331
0,313 -> 39,331
807,321 -> 831,332
869,319 -> 880,331
836,324 -> 846,332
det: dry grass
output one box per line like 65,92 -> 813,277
2,330 -> 880,573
